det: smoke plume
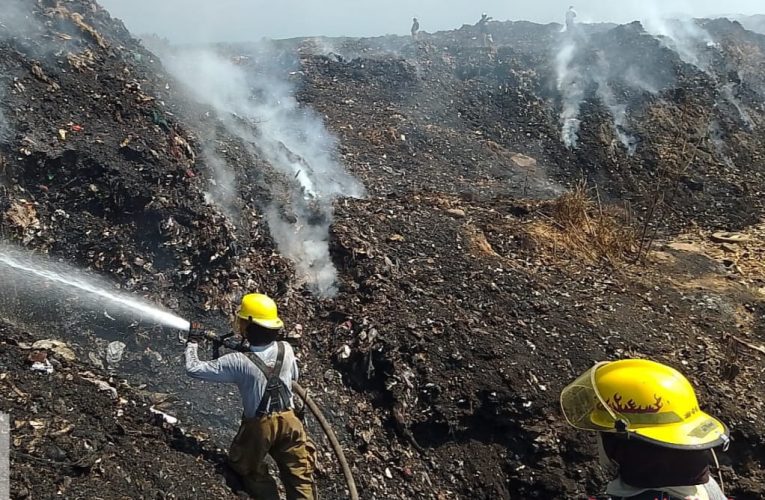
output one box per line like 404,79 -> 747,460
555,41 -> 585,149
642,13 -> 756,137
156,44 -> 364,296
0,1 -> 37,39
721,82 -> 755,130
643,15 -> 716,71
0,84 -> 7,141
708,120 -> 734,168
201,148 -> 241,223
623,66 -> 659,95
594,54 -> 638,155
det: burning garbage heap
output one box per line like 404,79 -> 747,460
2,1 -> 765,499
0,0 -> 365,497
295,17 -> 765,230
1,1 -> 229,296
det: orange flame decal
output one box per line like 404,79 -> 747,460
607,393 -> 663,414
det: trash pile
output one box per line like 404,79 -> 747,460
0,324 -> 236,498
1,1 -> 765,498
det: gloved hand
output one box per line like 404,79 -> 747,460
187,333 -> 203,344
187,323 -> 217,344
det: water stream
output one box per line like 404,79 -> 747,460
0,243 -> 189,331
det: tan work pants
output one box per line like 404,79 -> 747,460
228,410 -> 316,500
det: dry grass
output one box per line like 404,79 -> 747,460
45,4 -> 109,49
463,224 -> 500,258
527,183 -> 637,264
67,49 -> 96,72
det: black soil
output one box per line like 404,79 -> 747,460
1,2 -> 764,499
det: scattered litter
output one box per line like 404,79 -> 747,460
150,407 -> 178,425
30,360 -> 54,374
80,373 -> 118,399
5,200 -> 38,226
29,420 -> 46,430
27,350 -> 48,364
446,208 -> 466,218
32,339 -> 76,362
711,232 -> 750,244
88,352 -> 105,369
106,341 -> 127,366
287,324 -> 303,339
336,344 -> 352,361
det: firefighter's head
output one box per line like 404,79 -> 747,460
235,293 -> 283,345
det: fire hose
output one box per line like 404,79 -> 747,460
292,381 -> 359,500
186,325 -> 359,500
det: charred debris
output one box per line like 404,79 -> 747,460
1,1 -> 765,498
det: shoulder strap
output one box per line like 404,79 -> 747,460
247,342 -> 285,379
248,342 -> 291,416
275,341 -> 285,376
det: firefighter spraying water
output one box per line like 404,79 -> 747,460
183,295 -> 358,500
0,244 -> 357,499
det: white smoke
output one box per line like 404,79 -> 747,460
265,205 -> 339,294
643,14 -> 716,71
708,120 -> 734,168
0,84 -> 7,141
1,1 -> 36,140
594,54 -> 638,155
301,37 -> 346,59
555,41 -> 585,149
201,148 -> 240,223
642,10 -> 756,145
624,66 -> 659,95
157,45 -> 364,296
555,28 -> 648,152
0,2 -> 21,142
721,82 -> 754,130
156,50 -> 244,222
0,1 -> 38,39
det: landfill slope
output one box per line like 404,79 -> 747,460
1,2 -> 765,499
0,323 -> 238,499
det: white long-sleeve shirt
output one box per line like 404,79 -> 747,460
185,341 -> 299,418
606,477 -> 727,500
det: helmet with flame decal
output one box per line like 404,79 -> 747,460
237,293 -> 283,330
560,359 -> 729,450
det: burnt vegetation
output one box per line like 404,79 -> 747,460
1,1 -> 765,499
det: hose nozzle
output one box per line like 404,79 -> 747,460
186,322 -> 219,342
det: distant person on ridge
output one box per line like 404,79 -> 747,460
561,359 -> 730,500
477,12 -> 493,47
185,293 -> 315,500
411,17 -> 420,39
478,12 -> 493,26
565,6 -> 577,32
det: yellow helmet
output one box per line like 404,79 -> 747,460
561,359 -> 729,450
237,293 -> 284,330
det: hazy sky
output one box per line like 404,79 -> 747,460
99,0 -> 764,42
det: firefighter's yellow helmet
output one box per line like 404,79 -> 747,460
237,293 -> 284,330
561,359 -> 729,450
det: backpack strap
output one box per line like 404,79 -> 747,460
248,341 -> 284,379
246,342 -> 292,416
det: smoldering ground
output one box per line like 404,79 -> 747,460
151,42 -> 364,296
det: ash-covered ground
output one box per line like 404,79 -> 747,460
1,1 -> 765,499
